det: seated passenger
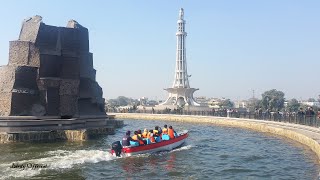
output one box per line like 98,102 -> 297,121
153,126 -> 159,137
168,126 -> 175,139
137,129 -> 142,138
122,131 -> 134,146
142,128 -> 148,138
162,125 -> 168,135
161,133 -> 170,140
132,131 -> 145,145
158,126 -> 162,135
154,136 -> 162,142
147,130 -> 155,143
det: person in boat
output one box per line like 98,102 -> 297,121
168,126 -> 175,139
147,129 -> 156,143
142,128 -> 148,138
122,131 -> 134,147
137,129 -> 142,138
153,126 -> 160,137
158,126 -> 162,135
161,124 -> 170,140
162,125 -> 168,135
132,131 -> 146,145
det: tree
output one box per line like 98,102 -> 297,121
307,98 -> 316,102
287,98 -> 300,112
117,96 -> 130,106
247,98 -> 261,112
261,89 -> 285,111
219,99 -> 234,109
107,99 -> 120,107
107,96 -> 139,107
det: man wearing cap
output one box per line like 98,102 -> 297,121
122,131 -> 134,146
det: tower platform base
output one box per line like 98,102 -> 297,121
160,87 -> 200,107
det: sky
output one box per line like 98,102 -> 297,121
0,1 -> 319,101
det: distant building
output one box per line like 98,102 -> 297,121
234,100 -> 248,109
207,98 -> 222,109
138,97 -> 159,106
300,101 -> 320,107
138,97 -> 148,106
195,96 -> 208,103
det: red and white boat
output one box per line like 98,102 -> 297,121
111,130 -> 188,157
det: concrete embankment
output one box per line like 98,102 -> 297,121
112,113 -> 320,161
0,116 -> 124,143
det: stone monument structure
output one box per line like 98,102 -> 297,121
0,15 -> 105,117
0,16 -> 123,142
159,8 -> 201,108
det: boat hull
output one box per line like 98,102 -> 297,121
111,131 -> 188,157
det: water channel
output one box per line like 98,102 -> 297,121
0,119 -> 319,179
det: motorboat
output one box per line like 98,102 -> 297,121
111,130 -> 188,157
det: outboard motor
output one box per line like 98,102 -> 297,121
112,141 -> 122,157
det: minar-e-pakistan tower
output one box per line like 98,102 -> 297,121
160,8 -> 200,107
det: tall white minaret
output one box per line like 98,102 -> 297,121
173,8 -> 190,88
159,8 -> 200,107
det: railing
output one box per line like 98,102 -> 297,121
108,108 -> 320,128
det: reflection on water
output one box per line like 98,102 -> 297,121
165,153 -> 176,171
0,119 -> 319,179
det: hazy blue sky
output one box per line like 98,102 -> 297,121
0,1 -> 319,101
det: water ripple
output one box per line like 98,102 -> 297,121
0,119 -> 319,179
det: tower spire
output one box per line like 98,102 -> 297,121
173,7 -> 189,88
179,8 -> 184,19
159,8 -> 200,107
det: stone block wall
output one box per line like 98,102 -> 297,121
37,78 -> 60,90
0,16 -> 106,117
59,80 -> 80,96
0,65 -> 42,116
18,15 -> 42,42
11,92 -> 41,115
65,21 -> 89,52
29,42 -> 41,67
13,66 -> 38,90
60,95 -> 78,116
0,66 -> 16,92
39,55 -> 62,78
0,92 -> 12,116
36,24 -> 60,51
11,66 -> 41,116
0,66 -> 16,116
8,41 -> 29,66
60,57 -> 79,79
79,53 -> 93,79
8,41 -> 40,67
79,78 -> 93,98
45,87 -> 59,115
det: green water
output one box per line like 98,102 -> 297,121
0,119 -> 319,179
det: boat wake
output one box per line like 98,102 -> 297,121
0,149 -> 116,179
152,144 -> 193,157
0,145 -> 193,179
171,144 -> 193,152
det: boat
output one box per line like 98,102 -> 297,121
111,130 -> 188,157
